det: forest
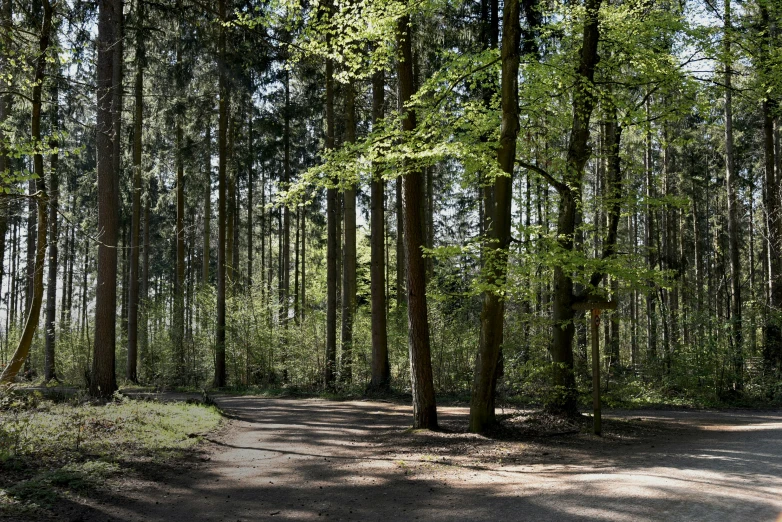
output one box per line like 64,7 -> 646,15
0,0 -> 781,435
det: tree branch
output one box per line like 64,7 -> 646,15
515,159 -> 567,193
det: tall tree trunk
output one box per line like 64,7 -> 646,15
301,200 -> 306,321
10,219 -> 18,327
395,178 -> 405,307
469,0 -> 520,433
760,3 -> 781,372
645,99 -> 658,366
599,99 -> 623,368
1,0 -> 52,384
663,124 -> 679,370
260,165 -> 265,296
294,206 -> 300,320
120,224 -> 128,335
397,14 -> 437,429
0,0 -> 11,311
425,167 -> 434,282
247,109 -> 253,285
341,80 -> 357,383
547,0 -> 602,415
90,0 -> 122,398
226,115 -> 235,285
26,184 -> 36,319
127,0 -> 144,382
140,178 -> 151,373
724,0 -> 743,388
281,69 -> 291,380
203,125 -> 211,284
325,50 -> 337,388
369,67 -> 390,392
60,206 -> 72,327
114,0 -> 125,340
44,73 -> 60,383
174,36 -> 186,380
214,0 -> 228,387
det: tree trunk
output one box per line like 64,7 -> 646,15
0,0 -> 52,384
0,0 -> 11,317
724,0 -> 743,388
26,184 -> 36,319
247,109 -> 253,285
44,74 -> 60,383
644,99 -> 658,366
325,53 -> 337,388
369,66 -> 390,392
260,165 -> 265,296
397,14 -> 437,430
61,208 -> 73,327
90,0 -> 122,398
203,125 -> 211,284
294,205 -> 300,320
10,219 -> 18,327
215,0 -> 228,387
596,99 -> 622,367
396,178 -> 405,307
227,114 -> 236,285
282,69 -> 291,379
174,36 -> 186,380
127,0 -> 144,382
760,3 -> 781,372
469,0 -> 520,433
547,0 -> 602,415
341,80 -> 357,383
301,200 -> 306,321
141,178 -> 151,373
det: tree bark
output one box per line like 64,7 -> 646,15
247,108 -> 253,285
547,0 -> 602,415
281,69 -> 291,379
215,0 -> 228,387
0,0 -> 11,309
369,66 -> 390,392
395,178 -> 405,307
90,0 -> 123,398
203,125 -> 211,284
227,114 -> 236,285
341,80 -> 357,383
724,0 -> 743,388
469,0 -> 520,433
397,14 -> 437,429
174,35 -> 186,380
644,98 -> 658,366
325,52 -> 337,388
127,0 -> 144,382
760,2 -> 781,372
44,72 -> 60,383
301,199 -> 306,321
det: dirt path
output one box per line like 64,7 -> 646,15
82,397 -> 782,521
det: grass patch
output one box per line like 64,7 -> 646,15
0,388 -> 221,517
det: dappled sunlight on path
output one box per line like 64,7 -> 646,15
88,397 -> 782,521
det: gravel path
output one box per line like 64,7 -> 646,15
83,397 -> 782,521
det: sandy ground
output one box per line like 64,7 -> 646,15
55,396 -> 782,521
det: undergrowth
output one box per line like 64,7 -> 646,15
0,388 -> 221,517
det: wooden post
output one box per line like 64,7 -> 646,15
573,300 -> 616,436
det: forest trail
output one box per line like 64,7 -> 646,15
84,396 -> 782,521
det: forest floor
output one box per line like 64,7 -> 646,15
15,393 -> 782,522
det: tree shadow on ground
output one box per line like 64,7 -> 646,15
49,397 -> 782,521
